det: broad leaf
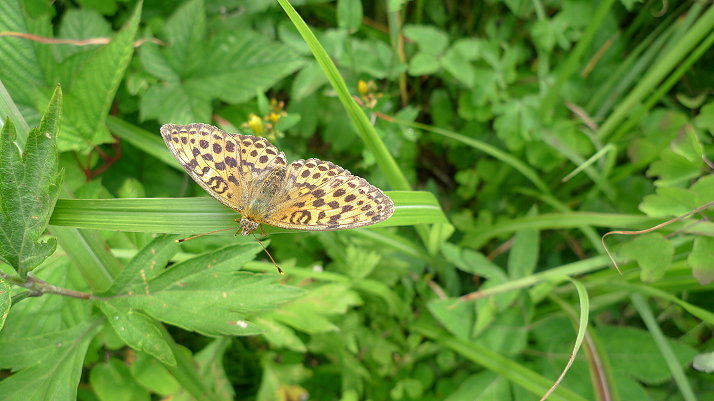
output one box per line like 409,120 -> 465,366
0,320 -> 102,401
98,302 -> 176,366
140,0 -> 304,124
689,236 -> 714,285
90,358 -> 151,401
100,243 -> 302,336
620,233 -> 673,282
0,87 -> 63,278
0,0 -> 53,127
60,0 -> 142,151
103,234 -> 181,296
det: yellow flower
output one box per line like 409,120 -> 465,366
358,80 -> 369,95
247,113 -> 264,134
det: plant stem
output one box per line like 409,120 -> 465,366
0,272 -> 93,300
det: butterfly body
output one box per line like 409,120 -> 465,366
161,123 -> 394,235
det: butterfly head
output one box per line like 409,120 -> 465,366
239,217 -> 259,236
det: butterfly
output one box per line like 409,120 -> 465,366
161,123 -> 394,237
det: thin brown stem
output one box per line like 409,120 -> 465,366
0,272 -> 93,300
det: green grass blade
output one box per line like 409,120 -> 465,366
0,79 -> 30,147
276,0 -> 410,192
50,226 -> 121,292
461,212 -> 714,248
49,191 -> 446,233
540,0 -> 617,120
383,115 -> 551,195
630,293 -> 697,401
106,116 -> 182,171
609,28 -> 714,142
544,279 -> 590,401
413,320 -> 588,401
597,4 -> 714,141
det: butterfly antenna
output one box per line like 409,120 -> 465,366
176,227 -> 235,243
252,233 -> 283,275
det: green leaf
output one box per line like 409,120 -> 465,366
130,352 -> 181,396
0,277 -> 8,331
0,0 -> 53,126
403,25 -> 449,56
688,236 -> 714,285
441,242 -> 507,281
0,320 -> 102,401
337,0 -> 363,33
508,227 -> 539,279
694,102 -> 714,135
105,243 -> 302,336
140,0 -> 303,124
269,284 -> 361,334
254,317 -> 307,352
90,358 -> 150,401
0,86 -> 63,279
98,302 -> 176,366
428,298 -> 474,341
599,325 -> 697,385
444,372 -> 510,401
639,186 -> 699,217
619,233 -> 673,282
55,8 -> 113,62
60,0 -> 142,152
408,52 -> 440,76
104,234 -> 180,296
49,191 -> 447,233
646,148 -> 702,187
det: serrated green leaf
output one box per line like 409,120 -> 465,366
639,186 -> 699,217
0,87 -> 62,278
270,284 -> 361,334
620,233 -> 673,282
55,9 -> 113,62
646,148 -> 702,187
162,0 -> 206,76
98,302 -> 176,366
141,1 -> 303,124
104,234 -> 180,296
106,243 -> 302,336
90,358 -> 151,401
0,320 -> 102,401
60,1 -> 141,152
688,236 -> 714,285
0,0 -> 53,127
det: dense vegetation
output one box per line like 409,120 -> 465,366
0,0 -> 713,400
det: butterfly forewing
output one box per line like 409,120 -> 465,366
161,123 -> 286,211
162,124 -> 394,232
265,158 -> 394,230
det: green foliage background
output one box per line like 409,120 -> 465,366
0,0 -> 713,400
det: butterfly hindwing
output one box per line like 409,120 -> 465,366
265,158 -> 394,230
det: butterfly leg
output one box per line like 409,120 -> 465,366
259,224 -> 266,236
